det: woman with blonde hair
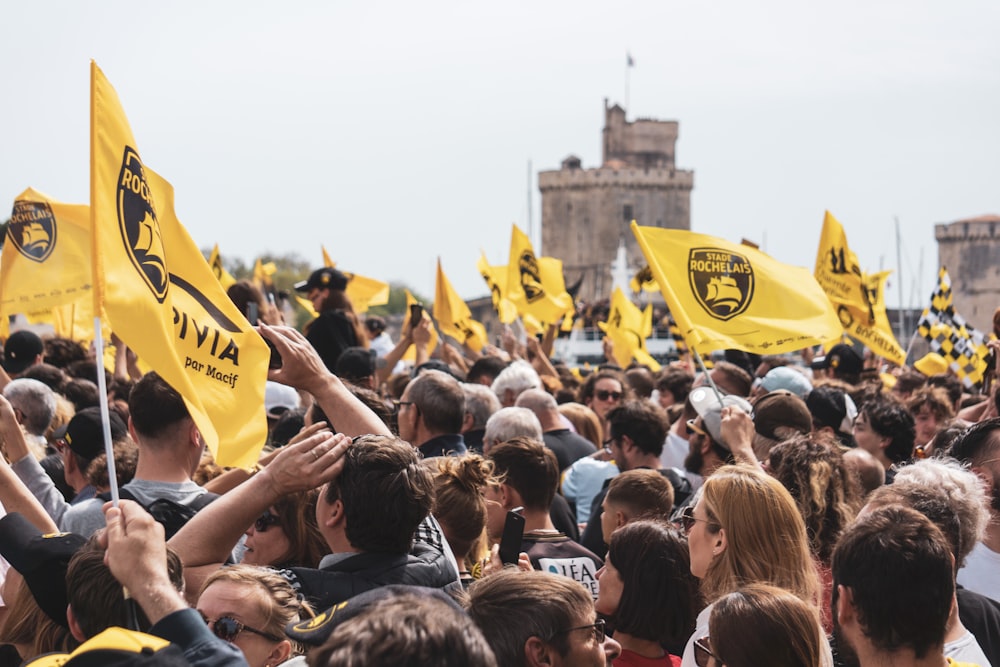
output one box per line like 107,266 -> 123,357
196,564 -> 313,667
558,401 -> 604,447
695,584 -> 826,667
677,464 -> 825,667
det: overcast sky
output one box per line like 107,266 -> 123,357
3,1 -> 998,310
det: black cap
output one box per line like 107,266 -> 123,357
335,347 -> 377,382
294,268 -> 349,293
59,407 -> 128,461
810,343 -> 862,378
365,316 -> 386,334
285,585 -> 465,647
4,330 -> 44,375
0,512 -> 86,627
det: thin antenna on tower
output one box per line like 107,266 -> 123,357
527,159 -> 534,248
895,216 -> 904,336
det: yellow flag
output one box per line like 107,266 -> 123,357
477,253 -> 518,324
434,259 -> 488,352
295,294 -> 318,318
598,287 -> 662,371
402,289 -> 438,361
91,61 -> 269,467
252,258 -> 277,293
506,225 -> 573,326
629,265 -> 660,294
1,190 -> 94,318
321,246 -> 389,314
632,222 -> 841,355
207,244 -> 236,289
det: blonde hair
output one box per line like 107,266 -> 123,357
0,574 -> 74,658
200,565 -> 313,656
699,465 -> 818,606
557,402 -> 604,447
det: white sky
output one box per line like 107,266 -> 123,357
2,1 -> 998,309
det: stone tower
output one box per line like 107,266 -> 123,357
538,100 -> 693,302
935,215 -> 1000,332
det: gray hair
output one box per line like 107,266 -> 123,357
3,378 -> 57,436
514,388 -> 558,415
483,407 -> 543,450
462,383 -> 501,431
490,360 -> 541,404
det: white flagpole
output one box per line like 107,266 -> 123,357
92,316 -> 121,505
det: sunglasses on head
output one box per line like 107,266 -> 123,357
201,613 -> 283,643
595,389 -> 623,402
685,418 -> 708,438
675,505 -> 718,534
694,635 -> 715,667
254,512 -> 281,533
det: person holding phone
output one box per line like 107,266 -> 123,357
293,267 -> 367,373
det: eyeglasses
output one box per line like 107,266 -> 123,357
548,618 -> 606,644
200,613 -> 284,643
694,635 -> 715,667
676,505 -> 718,534
594,390 -> 623,402
686,418 -> 708,438
393,400 -> 414,412
254,512 -> 281,533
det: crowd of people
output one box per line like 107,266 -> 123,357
0,266 -> 998,666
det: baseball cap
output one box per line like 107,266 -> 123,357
752,390 -> 813,441
265,381 -> 300,419
913,352 -> 949,377
688,387 -> 753,447
57,407 -> 128,460
24,626 -> 189,666
294,267 -> 349,293
759,366 -> 813,399
3,330 -> 44,375
335,347 -> 377,383
810,343 -> 862,379
365,316 -> 386,334
806,386 -> 858,437
285,585 -> 466,647
0,512 -> 86,627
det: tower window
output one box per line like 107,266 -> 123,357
623,205 -> 634,222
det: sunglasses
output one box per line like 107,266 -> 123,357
676,505 -> 718,534
685,418 -> 708,438
254,512 -> 281,533
548,618 -> 606,644
201,613 -> 284,643
694,635 -> 715,667
595,390 -> 623,402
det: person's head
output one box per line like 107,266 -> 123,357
466,356 -> 509,387
601,469 -> 675,545
398,370 -> 465,446
656,366 -> 694,411
0,568 -> 73,658
426,454 -> 497,563
926,373 -> 963,412
487,437 -> 558,515
806,385 -> 857,447
244,488 -> 328,569
832,505 -> 954,661
684,389 -> 753,477
265,381 -> 301,423
483,407 -> 544,455
907,386 -> 954,446
66,539 -> 183,640
3,330 -> 44,377
21,363 -> 67,393
128,371 -> 193,441
854,394 -> 916,466
578,370 -> 628,420
57,407 -> 128,493
491,360 -> 542,407
363,315 -> 387,341
766,432 -> 860,563
226,280 -> 268,319
62,378 -> 100,411
878,457 -> 988,569
198,565 -> 312,667
891,369 -> 927,402
556,402 -> 603,448
596,520 -> 699,648
750,390 -> 813,459
462,382 -> 502,434
334,347 -> 377,389
3,377 -> 56,437
514,388 -> 561,427
467,568 -> 621,667
754,366 -> 813,400
311,591 -> 497,667
603,400 -> 668,470
687,465 -> 817,605
320,435 -> 434,554
295,267 -> 350,313
706,583 -> 825,667
811,343 -> 863,385
624,367 -> 655,400
841,447 -> 885,498
700,361 -> 753,398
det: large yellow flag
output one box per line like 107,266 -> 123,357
506,225 -> 573,326
207,244 -> 237,289
814,211 -> 905,364
477,252 -> 518,324
321,246 -> 389,314
434,259 -> 488,352
91,62 -> 269,467
1,189 -> 93,318
632,222 -> 842,355
598,287 -> 661,371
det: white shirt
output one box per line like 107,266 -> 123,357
958,541 -> 1000,604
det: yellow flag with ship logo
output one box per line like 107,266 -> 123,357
91,61 -> 269,467
632,222 -> 841,355
814,211 -> 905,365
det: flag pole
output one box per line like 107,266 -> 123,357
93,317 -> 121,506
692,348 -> 726,404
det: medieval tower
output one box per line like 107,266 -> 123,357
538,100 -> 693,303
936,214 -> 1000,332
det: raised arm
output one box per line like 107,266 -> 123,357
261,324 -> 391,437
